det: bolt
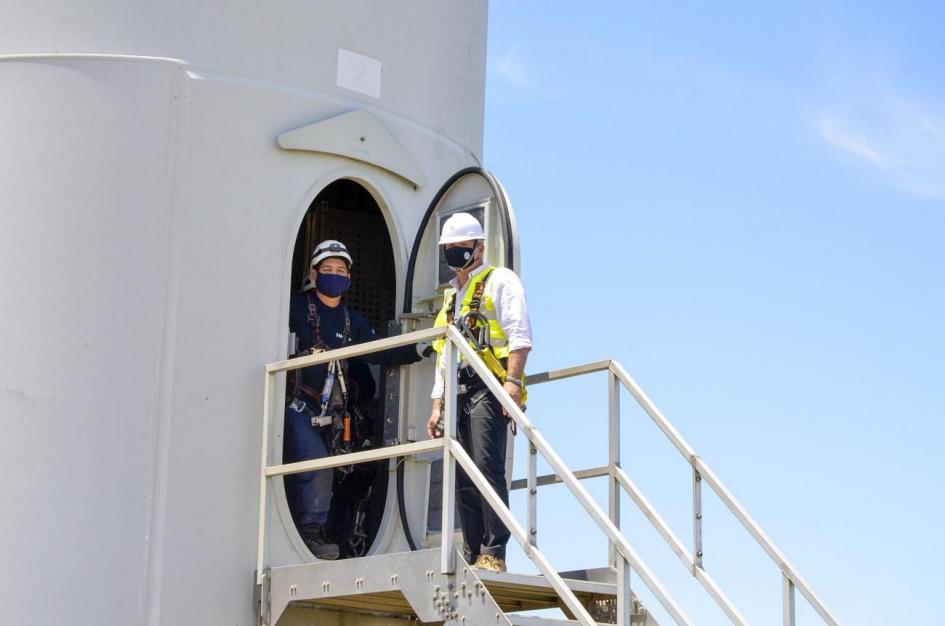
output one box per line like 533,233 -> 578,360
696,513 -> 703,520
697,551 -> 704,558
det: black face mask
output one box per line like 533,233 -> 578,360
444,244 -> 477,270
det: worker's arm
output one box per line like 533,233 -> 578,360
353,313 -> 426,367
502,347 -> 529,408
492,268 -> 531,414
427,397 -> 444,439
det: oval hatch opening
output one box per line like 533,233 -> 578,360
284,179 -> 397,559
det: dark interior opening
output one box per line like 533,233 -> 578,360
285,179 -> 397,559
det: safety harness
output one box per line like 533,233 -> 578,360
436,268 -> 528,404
288,294 -> 361,463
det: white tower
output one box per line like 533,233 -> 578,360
0,2 -> 521,624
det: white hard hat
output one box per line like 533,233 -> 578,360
438,212 -> 485,245
311,239 -> 353,268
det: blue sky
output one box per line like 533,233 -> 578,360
483,2 -> 944,624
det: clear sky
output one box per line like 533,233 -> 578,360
482,2 -> 944,624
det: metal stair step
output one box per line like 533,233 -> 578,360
473,567 -> 617,613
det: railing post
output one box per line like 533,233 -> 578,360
527,442 -> 538,546
608,368 -> 621,567
256,370 -> 275,586
782,573 -> 796,626
440,339 -> 457,574
616,553 -> 632,626
693,468 -> 703,574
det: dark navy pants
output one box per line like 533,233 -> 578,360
455,383 -> 511,561
284,405 -> 333,528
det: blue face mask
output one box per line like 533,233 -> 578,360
315,273 -> 351,297
444,244 -> 477,270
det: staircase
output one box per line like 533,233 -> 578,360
256,325 -> 842,625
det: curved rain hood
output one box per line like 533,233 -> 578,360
277,109 -> 427,188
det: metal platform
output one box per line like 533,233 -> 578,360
263,549 -> 653,625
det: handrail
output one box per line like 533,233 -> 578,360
519,359 -> 842,625
265,326 -> 444,373
607,361 -> 841,626
256,326 -> 688,626
256,327 -> 446,589
256,327 -> 841,626
445,326 -> 692,625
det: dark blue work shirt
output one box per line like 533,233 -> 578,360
289,292 -> 419,401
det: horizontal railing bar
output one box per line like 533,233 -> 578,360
510,465 -> 610,490
445,327 -> 692,625
448,438 -> 598,626
265,439 -> 443,477
527,360 -> 612,386
612,466 -> 747,625
265,326 -> 444,373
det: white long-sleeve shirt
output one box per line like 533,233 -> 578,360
431,265 -> 532,399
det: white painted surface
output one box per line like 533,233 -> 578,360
0,1 -> 489,624
337,48 -> 382,98
277,109 -> 428,187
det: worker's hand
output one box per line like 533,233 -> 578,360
501,381 -> 523,411
427,407 -> 443,439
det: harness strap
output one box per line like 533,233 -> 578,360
293,294 -> 353,401
446,268 -> 495,326
467,269 -> 493,313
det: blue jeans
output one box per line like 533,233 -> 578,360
284,405 -> 333,528
455,384 -> 511,561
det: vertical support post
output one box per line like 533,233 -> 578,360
782,573 -> 796,626
256,370 -> 275,586
692,468 -> 703,574
527,442 -> 538,546
616,553 -> 632,626
440,340 -> 457,574
608,369 -> 621,567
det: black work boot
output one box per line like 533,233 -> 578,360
300,525 -> 340,560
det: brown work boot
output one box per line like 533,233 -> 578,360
473,554 -> 507,573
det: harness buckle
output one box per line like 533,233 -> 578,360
457,311 -> 491,351
311,413 -> 333,428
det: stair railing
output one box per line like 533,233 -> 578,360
256,325 -> 690,626
520,359 -> 843,626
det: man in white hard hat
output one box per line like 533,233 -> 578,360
286,239 -> 428,560
426,212 -> 532,573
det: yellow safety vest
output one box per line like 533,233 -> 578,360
433,267 -> 527,402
